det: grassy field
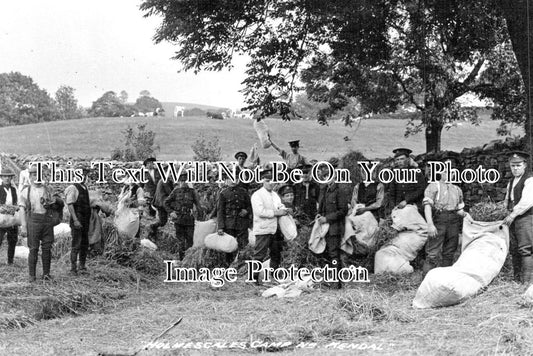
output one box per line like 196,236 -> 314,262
1,247 -> 532,356
0,113 -> 503,162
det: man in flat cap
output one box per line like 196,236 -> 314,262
19,165 -> 58,282
422,155 -> 466,275
250,168 -> 288,284
388,148 -> 427,213
142,157 -> 160,217
316,157 -> 351,289
164,170 -> 203,260
0,169 -> 18,265
65,166 -> 92,275
502,151 -> 533,284
270,139 -> 309,169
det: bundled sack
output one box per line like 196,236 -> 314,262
14,245 -> 29,259
88,209 -> 103,245
525,285 -> 533,303
204,232 -> 238,253
249,143 -> 260,166
0,210 -> 22,228
248,229 -> 256,247
114,207 -> 140,238
309,221 -> 329,254
374,205 -> 427,274
279,215 -> 297,241
54,223 -> 71,236
341,211 -> 379,255
140,238 -> 157,251
412,215 -> 509,308
412,267 -> 483,308
193,219 -> 218,247
253,119 -> 272,149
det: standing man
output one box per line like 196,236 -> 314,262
217,176 -> 251,266
388,148 -> 427,212
422,156 -> 466,275
164,171 -> 203,259
250,169 -> 288,283
142,157 -> 160,217
270,140 -> 308,169
65,166 -> 92,275
19,166 -> 56,282
503,151 -> 533,284
316,158 -> 350,289
0,169 -> 18,265
148,177 -> 175,242
293,163 -> 320,220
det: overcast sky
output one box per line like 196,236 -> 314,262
0,0 -> 247,109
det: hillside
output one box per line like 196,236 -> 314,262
0,113 -> 505,162
160,102 -> 230,115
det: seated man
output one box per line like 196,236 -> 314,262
350,160 -> 384,220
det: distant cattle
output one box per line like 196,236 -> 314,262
207,111 -> 224,120
174,106 -> 185,118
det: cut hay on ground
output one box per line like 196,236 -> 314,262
179,246 -> 228,269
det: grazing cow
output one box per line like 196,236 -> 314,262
174,106 -> 185,118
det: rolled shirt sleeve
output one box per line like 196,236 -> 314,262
510,177 -> 533,219
65,185 -> 79,205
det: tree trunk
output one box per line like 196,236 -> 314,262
499,0 -> 533,159
425,121 -> 443,153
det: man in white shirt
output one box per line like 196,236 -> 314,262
503,151 -> 533,284
250,168 -> 288,283
0,169 -> 18,265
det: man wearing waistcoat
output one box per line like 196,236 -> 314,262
65,166 -> 92,275
0,169 -> 18,265
388,148 -> 427,213
503,151 -> 533,284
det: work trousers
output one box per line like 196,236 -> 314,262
253,231 -> 283,270
424,211 -> 462,274
149,207 -> 169,240
70,214 -> 91,269
509,214 -> 533,281
175,223 -> 194,259
0,226 -> 18,264
223,227 -> 249,266
27,213 -> 54,277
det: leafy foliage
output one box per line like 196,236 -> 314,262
191,133 -> 222,161
0,72 -> 59,126
111,123 -> 160,161
134,95 -> 163,114
55,85 -> 83,120
89,91 -> 134,117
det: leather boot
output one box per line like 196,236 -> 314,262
79,250 -> 88,273
521,256 -> 533,285
28,249 -> 38,280
42,249 -> 52,280
70,251 -> 78,275
512,251 -> 522,282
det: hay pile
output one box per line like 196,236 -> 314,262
341,150 -> 367,186
0,205 -> 18,215
132,249 -> 176,276
52,233 -> 71,259
179,246 -> 228,269
156,228 -> 181,254
469,201 -> 508,222
281,225 -> 328,269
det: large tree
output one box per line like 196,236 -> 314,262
140,0 -> 531,153
89,91 -> 134,117
55,85 -> 82,120
0,72 -> 59,126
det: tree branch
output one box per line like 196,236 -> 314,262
392,69 -> 425,111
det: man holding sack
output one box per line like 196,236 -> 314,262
503,151 -> 533,284
0,169 -> 18,265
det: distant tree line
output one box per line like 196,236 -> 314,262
0,72 -> 166,127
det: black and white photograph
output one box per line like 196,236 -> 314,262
1,1 -> 533,355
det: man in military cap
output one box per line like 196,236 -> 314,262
270,139 -> 309,169
0,169 -> 18,265
142,157 -> 160,217
422,155 -> 466,275
164,170 -> 203,259
293,163 -> 320,220
503,151 -> 533,284
388,148 -> 427,212
217,174 -> 252,265
316,157 -> 350,289
65,165 -> 92,275
235,151 -> 248,170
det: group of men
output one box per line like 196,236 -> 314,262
1,140 -> 532,287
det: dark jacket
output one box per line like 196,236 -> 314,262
0,184 -> 17,205
388,169 -> 427,209
217,185 -> 251,231
142,169 -> 161,198
317,182 -> 350,236
154,180 -> 174,208
164,186 -> 202,226
293,181 -> 319,217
